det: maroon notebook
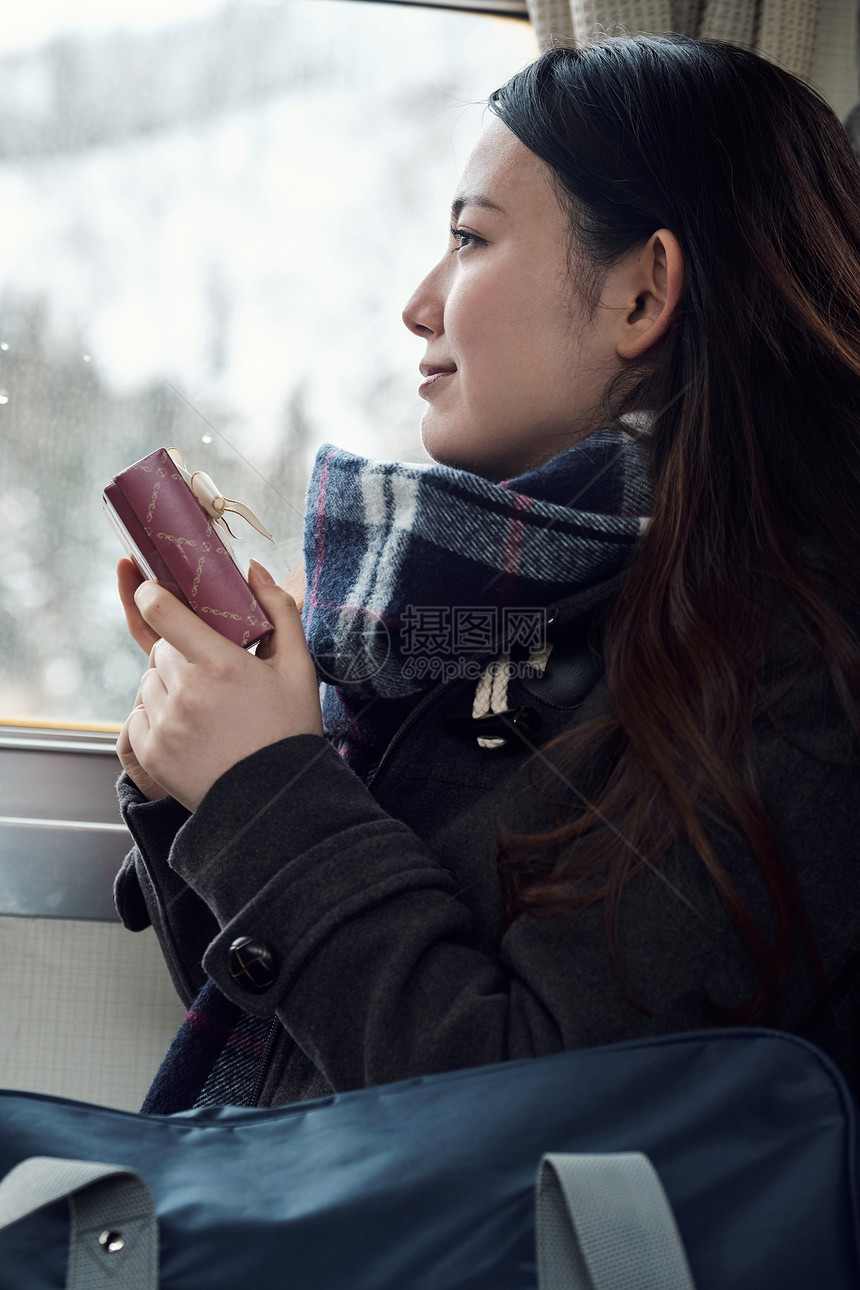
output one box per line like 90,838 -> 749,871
104,447 -> 273,649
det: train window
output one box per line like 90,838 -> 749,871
0,0 -> 535,728
0,0 -> 534,1107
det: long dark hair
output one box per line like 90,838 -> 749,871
490,36 -> 860,1022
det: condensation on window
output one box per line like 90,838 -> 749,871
0,0 -> 536,723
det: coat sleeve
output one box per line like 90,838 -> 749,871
160,732 -> 788,1092
114,773 -> 221,1007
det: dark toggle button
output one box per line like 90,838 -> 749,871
228,937 -> 279,993
442,705 -> 541,746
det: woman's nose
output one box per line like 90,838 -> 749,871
402,261 -> 444,338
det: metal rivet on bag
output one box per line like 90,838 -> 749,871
98,1230 -> 125,1253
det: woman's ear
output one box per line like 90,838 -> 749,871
615,229 -> 684,361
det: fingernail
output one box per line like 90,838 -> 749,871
249,559 -> 275,586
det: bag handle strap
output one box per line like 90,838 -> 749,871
0,1156 -> 157,1290
537,1152 -> 698,1290
0,1147 -> 694,1289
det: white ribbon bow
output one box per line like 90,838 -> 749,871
166,446 -> 274,543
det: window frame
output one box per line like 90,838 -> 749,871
0,723 -> 127,920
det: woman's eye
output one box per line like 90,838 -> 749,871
449,226 -> 485,253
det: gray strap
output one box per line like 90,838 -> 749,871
0,1156 -> 158,1289
536,1152 -> 697,1290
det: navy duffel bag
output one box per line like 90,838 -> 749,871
0,1027 -> 856,1289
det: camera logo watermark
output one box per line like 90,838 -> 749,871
311,606 -> 392,685
401,605 -> 547,683
312,604 -> 548,687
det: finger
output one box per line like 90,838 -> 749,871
117,683 -> 144,748
248,560 -> 315,673
117,706 -> 171,802
134,579 -> 237,665
115,713 -> 134,762
123,701 -> 151,765
253,563 -> 277,660
118,559 -> 161,655
118,701 -> 149,769
281,564 -> 306,614
148,637 -> 186,691
138,666 -> 167,716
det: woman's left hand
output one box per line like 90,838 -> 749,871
123,560 -> 323,812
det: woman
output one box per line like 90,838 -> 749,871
115,34 -> 860,1112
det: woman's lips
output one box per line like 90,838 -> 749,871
418,369 -> 455,398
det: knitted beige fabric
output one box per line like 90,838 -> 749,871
809,0 -> 860,118
525,0 -> 859,117
699,0 -> 757,46
758,0 -> 822,79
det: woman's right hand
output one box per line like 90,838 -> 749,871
116,559 -> 170,800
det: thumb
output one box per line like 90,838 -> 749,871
248,560 -> 310,663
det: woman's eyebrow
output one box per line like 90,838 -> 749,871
450,195 -> 506,222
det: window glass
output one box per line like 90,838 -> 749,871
0,0 -> 536,723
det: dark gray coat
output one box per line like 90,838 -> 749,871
116,568 -> 860,1105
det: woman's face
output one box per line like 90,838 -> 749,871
402,117 -> 625,481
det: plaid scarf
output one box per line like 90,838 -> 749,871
140,424 -> 651,1114
302,425 -> 651,778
